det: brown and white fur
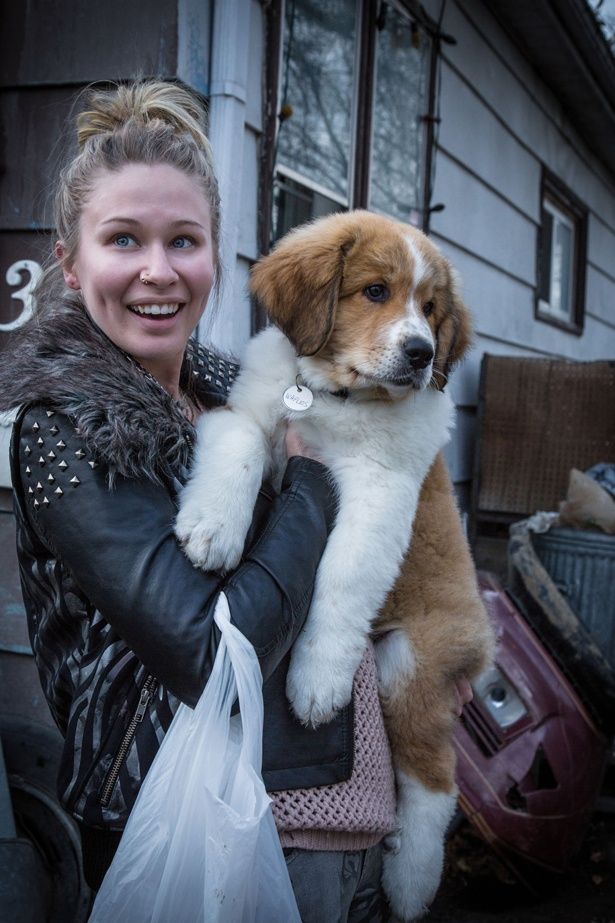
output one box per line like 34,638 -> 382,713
176,210 -> 494,920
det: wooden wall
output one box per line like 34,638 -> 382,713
0,0 -> 212,482
0,0 -> 212,333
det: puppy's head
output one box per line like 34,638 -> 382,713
250,210 -> 471,394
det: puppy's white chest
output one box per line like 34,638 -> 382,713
292,387 -> 453,465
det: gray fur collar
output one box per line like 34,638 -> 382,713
0,298 -> 230,484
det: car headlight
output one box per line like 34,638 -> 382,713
473,665 -> 528,728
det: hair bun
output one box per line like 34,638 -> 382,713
76,80 -> 208,149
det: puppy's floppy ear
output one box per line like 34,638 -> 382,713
433,265 -> 472,391
250,219 -> 355,356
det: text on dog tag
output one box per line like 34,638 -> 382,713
283,384 -> 313,412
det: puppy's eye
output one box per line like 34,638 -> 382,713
364,283 -> 389,303
423,300 -> 435,316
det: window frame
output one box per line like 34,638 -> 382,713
535,168 -> 588,337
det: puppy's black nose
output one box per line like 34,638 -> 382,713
402,337 -> 434,370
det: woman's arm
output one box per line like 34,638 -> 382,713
14,405 -> 336,707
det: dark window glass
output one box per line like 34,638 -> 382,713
272,174 -> 342,242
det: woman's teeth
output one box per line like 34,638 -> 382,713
128,303 -> 181,316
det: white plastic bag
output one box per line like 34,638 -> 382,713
89,593 -> 301,923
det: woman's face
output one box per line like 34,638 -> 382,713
59,162 -> 216,395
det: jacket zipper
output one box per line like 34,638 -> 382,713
99,674 -> 158,807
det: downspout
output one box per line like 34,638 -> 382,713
205,0 -> 251,354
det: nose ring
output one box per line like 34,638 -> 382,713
140,273 -> 152,285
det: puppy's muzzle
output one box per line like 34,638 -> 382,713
402,337 -> 434,371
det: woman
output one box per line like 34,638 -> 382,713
1,80 -> 399,921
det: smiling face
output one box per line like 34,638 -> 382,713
58,162 -> 215,395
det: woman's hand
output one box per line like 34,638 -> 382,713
285,422 -> 323,463
453,676 -> 473,717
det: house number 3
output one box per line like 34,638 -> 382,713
1,260 -> 43,331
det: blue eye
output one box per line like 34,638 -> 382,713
171,236 -> 193,249
113,234 -> 136,248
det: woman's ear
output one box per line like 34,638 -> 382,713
55,241 -> 80,291
250,218 -> 357,357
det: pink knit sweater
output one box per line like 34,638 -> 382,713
271,643 -> 398,851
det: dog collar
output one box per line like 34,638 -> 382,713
286,373 -> 349,406
298,373 -> 349,401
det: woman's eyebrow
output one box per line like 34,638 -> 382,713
100,217 -> 140,226
100,217 -> 205,229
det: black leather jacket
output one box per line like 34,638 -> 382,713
5,300 -> 352,832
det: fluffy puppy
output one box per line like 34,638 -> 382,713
176,210 -> 494,920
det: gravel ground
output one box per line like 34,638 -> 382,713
427,811 -> 615,923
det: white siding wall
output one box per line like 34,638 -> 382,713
422,0 -> 615,488
206,0 -> 615,493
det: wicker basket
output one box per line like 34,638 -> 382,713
474,356 -> 615,527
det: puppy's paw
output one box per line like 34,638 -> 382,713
181,524 -> 244,572
382,829 -> 440,921
286,637 -> 355,727
382,777 -> 457,922
175,506 -> 244,572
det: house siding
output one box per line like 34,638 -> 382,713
205,0 -> 615,493
419,0 -> 615,488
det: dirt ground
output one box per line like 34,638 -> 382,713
428,810 -> 615,923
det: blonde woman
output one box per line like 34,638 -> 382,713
1,81 -> 405,921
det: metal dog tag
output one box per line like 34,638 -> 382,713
283,384 -> 313,412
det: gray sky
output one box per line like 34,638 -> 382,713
588,0 -> 615,43
589,0 -> 615,15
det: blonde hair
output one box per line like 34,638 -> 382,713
42,79 -> 220,300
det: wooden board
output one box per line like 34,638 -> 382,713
1,0 -> 179,87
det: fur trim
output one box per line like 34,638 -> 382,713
0,298 -> 228,484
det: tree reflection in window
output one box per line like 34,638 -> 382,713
369,5 -> 429,225
276,0 -> 357,202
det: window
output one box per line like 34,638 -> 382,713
368,5 -> 430,224
273,0 -> 357,240
536,170 -> 587,335
267,0 -> 439,246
